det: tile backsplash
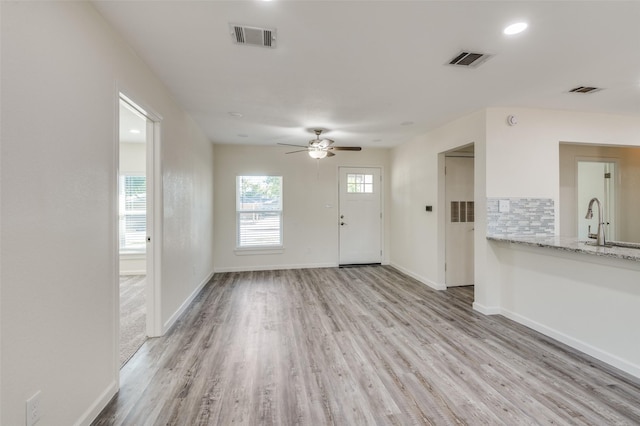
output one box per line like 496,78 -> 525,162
487,198 -> 554,237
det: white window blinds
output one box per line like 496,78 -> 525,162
236,176 -> 283,248
119,175 -> 146,251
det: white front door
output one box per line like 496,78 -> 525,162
445,157 -> 474,287
339,167 -> 382,265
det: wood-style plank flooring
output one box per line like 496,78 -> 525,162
93,266 -> 640,425
120,275 -> 147,366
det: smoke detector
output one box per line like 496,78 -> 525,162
230,24 -> 277,48
447,51 -> 493,68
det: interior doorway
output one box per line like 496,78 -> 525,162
444,145 -> 475,287
338,167 -> 382,265
118,94 -> 159,366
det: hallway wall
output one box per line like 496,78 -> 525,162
389,111 -> 486,292
1,2 -> 214,425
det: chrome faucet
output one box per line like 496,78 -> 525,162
585,197 -> 606,246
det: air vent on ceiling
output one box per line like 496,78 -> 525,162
447,51 -> 493,68
568,86 -> 602,94
230,24 -> 276,48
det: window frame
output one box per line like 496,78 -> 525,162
346,172 -> 374,194
235,175 -> 284,251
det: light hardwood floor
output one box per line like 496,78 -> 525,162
120,275 -> 147,366
94,266 -> 640,425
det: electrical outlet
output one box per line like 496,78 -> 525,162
499,199 -> 510,213
26,391 -> 42,426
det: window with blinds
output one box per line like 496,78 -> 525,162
119,175 -> 146,252
236,176 -> 283,248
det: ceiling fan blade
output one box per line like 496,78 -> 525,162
326,151 -> 336,157
285,149 -> 309,154
330,146 -> 362,151
278,142 -> 309,148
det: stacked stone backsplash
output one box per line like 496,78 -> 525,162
487,198 -> 555,237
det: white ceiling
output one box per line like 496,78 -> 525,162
93,1 -> 640,148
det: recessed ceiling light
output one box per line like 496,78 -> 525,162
228,112 -> 243,118
129,129 -> 141,134
504,22 -> 528,35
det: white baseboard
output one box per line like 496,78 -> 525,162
472,302 -> 501,315
500,308 -> 640,380
162,270 -> 214,334
74,379 -> 118,426
389,263 -> 446,291
214,263 -> 338,273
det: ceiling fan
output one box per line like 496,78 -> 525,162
278,129 -> 362,159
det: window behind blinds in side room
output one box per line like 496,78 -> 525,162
119,174 -> 146,252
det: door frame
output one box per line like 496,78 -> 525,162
337,166 -> 384,265
444,155 -> 475,287
437,144 -> 475,289
115,89 -> 163,378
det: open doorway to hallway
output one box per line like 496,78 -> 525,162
444,144 -> 475,288
118,97 -> 150,365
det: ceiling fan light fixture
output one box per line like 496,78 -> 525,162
278,129 -> 360,159
308,149 -> 327,159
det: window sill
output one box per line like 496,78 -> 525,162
120,250 -> 146,258
234,246 -> 285,256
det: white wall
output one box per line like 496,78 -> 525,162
214,144 -> 390,271
389,111 -> 486,292
485,107 -> 640,200
1,2 -> 214,425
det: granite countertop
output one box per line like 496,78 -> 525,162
487,235 -> 640,262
